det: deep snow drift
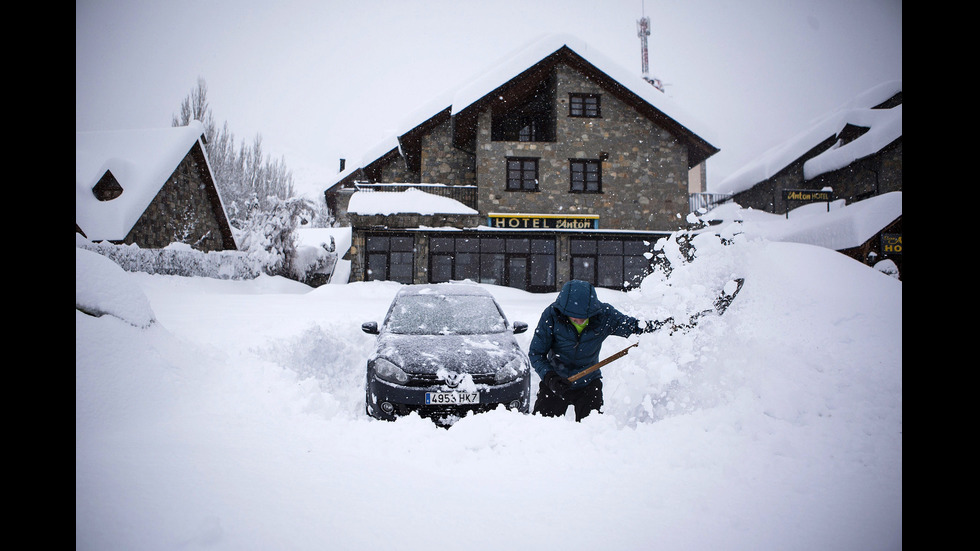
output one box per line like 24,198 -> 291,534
76,231 -> 902,550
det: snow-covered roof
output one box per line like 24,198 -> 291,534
449,34 -> 717,143
328,34 -> 718,190
704,191 -> 902,252
76,121 -> 214,242
713,81 -> 902,196
348,188 -> 478,216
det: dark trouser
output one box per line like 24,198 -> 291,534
532,378 -> 603,422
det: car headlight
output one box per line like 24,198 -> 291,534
373,358 -> 409,385
495,356 -> 526,384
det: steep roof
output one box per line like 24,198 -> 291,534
75,121 -> 223,242
713,81 -> 903,196
328,34 -> 719,189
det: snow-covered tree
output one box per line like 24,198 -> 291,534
236,195 -> 316,278
172,77 -> 296,232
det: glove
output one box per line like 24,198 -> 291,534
642,318 -> 673,333
544,371 -> 571,398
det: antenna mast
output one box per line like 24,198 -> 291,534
637,2 -> 664,91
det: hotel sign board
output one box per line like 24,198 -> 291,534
782,189 -> 833,203
782,189 -> 833,217
488,213 -> 599,230
881,233 -> 902,255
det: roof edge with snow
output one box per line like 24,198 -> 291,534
713,81 -> 902,196
327,34 -> 719,191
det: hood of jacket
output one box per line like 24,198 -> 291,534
553,280 -> 603,319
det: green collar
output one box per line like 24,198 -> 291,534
570,317 -> 589,334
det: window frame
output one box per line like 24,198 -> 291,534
364,233 -> 415,284
505,156 -> 540,192
569,159 -> 602,193
569,93 -> 601,118
427,234 -> 556,292
569,237 -> 655,290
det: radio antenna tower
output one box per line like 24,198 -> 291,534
637,2 -> 664,91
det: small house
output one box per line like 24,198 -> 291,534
76,121 -> 237,252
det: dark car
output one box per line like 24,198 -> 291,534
361,284 -> 531,426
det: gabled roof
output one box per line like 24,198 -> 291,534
76,121 -> 224,242
714,81 -> 903,196
328,34 -> 719,190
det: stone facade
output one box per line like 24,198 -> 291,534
476,64 -> 689,231
326,46 -> 715,290
337,61 -> 692,232
421,118 -> 477,186
125,143 -> 235,252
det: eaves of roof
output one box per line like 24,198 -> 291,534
327,35 -> 720,190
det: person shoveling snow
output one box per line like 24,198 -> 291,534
529,278 -> 743,421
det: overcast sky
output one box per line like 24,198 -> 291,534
76,0 -> 902,199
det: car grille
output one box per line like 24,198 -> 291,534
406,372 -> 497,387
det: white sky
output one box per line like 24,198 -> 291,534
75,0 -> 902,199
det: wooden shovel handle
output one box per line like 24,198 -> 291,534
566,342 -> 639,382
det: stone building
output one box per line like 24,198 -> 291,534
325,35 -> 719,292
76,121 -> 237,252
716,83 -> 902,215
712,81 -> 902,274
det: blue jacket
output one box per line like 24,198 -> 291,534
528,280 -> 643,388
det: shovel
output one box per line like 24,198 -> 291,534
566,278 -> 744,383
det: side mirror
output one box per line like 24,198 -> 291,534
513,321 -> 528,334
361,321 -> 379,335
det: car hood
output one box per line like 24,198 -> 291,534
373,332 -> 525,375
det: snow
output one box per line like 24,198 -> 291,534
450,34 -> 718,145
713,81 -> 902,196
76,225 -> 902,550
347,187 -> 478,215
703,191 -> 902,252
76,121 -> 217,242
328,34 -> 718,191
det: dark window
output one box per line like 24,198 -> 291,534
491,74 -> 557,142
426,234 -> 555,292
569,237 -> 655,290
569,93 -> 601,118
430,254 -> 453,283
479,237 -> 505,285
530,238 -> 556,289
92,170 -> 124,201
597,240 -> 623,288
506,157 -> 539,191
365,234 -> 415,284
570,159 -> 601,193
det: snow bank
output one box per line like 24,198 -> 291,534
702,191 -> 901,252
76,232 -> 902,550
75,247 -> 155,328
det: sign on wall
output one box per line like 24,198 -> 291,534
487,213 -> 599,230
782,189 -> 833,202
881,233 -> 902,255
782,188 -> 833,217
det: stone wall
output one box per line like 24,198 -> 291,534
126,146 -> 230,252
476,63 -> 690,231
421,118 -> 477,186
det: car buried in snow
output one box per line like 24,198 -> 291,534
361,283 -> 531,426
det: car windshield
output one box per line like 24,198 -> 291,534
385,294 -> 508,335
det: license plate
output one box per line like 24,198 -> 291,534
425,391 -> 479,405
